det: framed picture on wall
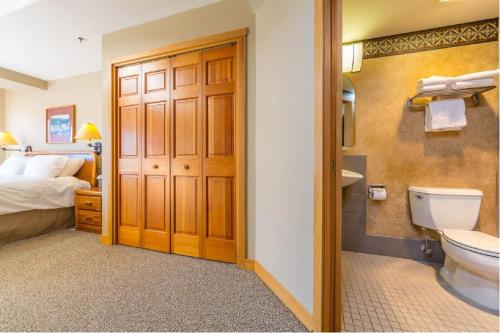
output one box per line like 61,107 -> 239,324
46,105 -> 75,144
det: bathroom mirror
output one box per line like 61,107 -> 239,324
342,76 -> 356,147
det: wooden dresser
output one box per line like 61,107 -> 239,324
75,187 -> 102,233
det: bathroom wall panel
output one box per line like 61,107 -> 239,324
342,155 -> 366,235
343,212 -> 365,234
345,41 -> 499,238
343,155 -> 366,195
343,195 -> 365,214
342,232 -> 445,263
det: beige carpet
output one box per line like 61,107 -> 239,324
0,229 -> 306,332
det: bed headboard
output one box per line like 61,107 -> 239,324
25,151 -> 97,187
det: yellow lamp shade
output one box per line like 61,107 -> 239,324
0,132 -> 18,145
74,123 -> 102,141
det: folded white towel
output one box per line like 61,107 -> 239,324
418,83 -> 448,93
417,69 -> 499,90
456,69 -> 499,81
425,116 -> 464,132
417,76 -> 450,87
424,99 -> 466,132
453,78 -> 495,90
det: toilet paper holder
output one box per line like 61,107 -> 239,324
368,184 -> 386,200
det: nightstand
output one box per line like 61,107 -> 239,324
75,187 -> 102,233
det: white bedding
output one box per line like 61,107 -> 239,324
0,176 -> 91,215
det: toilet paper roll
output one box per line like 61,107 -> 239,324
370,188 -> 387,200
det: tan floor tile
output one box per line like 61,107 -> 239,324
340,251 -> 500,333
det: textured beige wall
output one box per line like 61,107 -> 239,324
4,71 -> 102,155
346,41 -> 499,238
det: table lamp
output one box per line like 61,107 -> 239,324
74,123 -> 102,155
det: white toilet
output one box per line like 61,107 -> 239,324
408,186 -> 499,311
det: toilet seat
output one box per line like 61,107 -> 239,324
442,229 -> 499,258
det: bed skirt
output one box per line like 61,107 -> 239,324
0,207 -> 75,247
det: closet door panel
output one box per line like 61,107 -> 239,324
143,175 -> 169,252
117,175 -> 141,247
120,106 -> 140,157
173,99 -> 198,157
202,46 -> 237,263
145,103 -> 167,157
206,177 -> 234,239
117,64 -> 142,247
171,176 -> 200,257
207,95 -> 233,157
141,59 -> 170,252
145,176 -> 167,230
174,177 -> 198,234
204,46 -> 235,97
170,52 -> 203,258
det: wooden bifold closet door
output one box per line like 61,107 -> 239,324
201,45 -> 237,263
117,59 -> 170,252
170,51 -> 203,258
116,44 -> 237,263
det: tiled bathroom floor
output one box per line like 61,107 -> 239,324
341,251 -> 499,332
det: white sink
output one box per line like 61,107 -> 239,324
342,169 -> 363,187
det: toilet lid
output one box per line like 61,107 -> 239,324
442,229 -> 500,258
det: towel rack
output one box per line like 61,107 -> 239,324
406,86 -> 496,112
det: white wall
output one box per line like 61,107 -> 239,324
0,88 -> 5,161
255,0 -> 315,312
4,71 -> 102,154
100,0 -> 315,313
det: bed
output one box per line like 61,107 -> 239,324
0,151 -> 96,246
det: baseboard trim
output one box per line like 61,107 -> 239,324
254,261 -> 314,331
99,234 -> 112,245
245,259 -> 255,271
342,231 -> 445,263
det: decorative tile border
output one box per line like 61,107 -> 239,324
362,18 -> 498,59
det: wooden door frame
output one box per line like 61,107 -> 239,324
313,0 -> 343,331
106,28 -> 248,269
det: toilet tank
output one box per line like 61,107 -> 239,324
408,187 -> 483,231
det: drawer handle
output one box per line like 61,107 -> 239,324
153,164 -> 159,169
84,217 -> 93,221
184,165 -> 190,170
84,201 -> 93,206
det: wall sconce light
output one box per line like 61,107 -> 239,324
74,123 -> 102,155
342,42 -> 363,73
0,132 -> 32,152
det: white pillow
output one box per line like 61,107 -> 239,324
23,155 -> 69,178
0,155 -> 31,176
58,158 -> 85,177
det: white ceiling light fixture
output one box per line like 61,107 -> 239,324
342,42 -> 363,73
0,0 -> 39,17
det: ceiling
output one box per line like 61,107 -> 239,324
0,0 -> 219,84
1,0 -> 497,89
344,0 -> 499,42
0,0 -> 40,17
